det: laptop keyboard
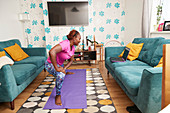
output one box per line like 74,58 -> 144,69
111,57 -> 124,61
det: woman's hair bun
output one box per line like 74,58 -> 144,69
67,29 -> 80,40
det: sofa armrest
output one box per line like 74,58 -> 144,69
137,67 -> 162,113
0,65 -> 18,102
22,47 -> 47,58
105,46 -> 125,59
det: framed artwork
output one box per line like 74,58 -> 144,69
163,21 -> 170,31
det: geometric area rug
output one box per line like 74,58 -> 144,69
17,68 -> 117,113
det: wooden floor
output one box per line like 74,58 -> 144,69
0,61 -> 133,113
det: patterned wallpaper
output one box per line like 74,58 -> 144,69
20,0 -> 125,52
20,0 -> 45,47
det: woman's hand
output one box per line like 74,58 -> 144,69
66,72 -> 75,75
56,67 -> 66,74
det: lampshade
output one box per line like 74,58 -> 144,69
18,13 -> 30,22
71,7 -> 79,12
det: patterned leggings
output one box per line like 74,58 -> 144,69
45,61 -> 65,95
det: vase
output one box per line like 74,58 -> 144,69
154,24 -> 159,31
91,46 -> 94,50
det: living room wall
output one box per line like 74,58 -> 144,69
20,0 -> 45,47
20,0 -> 125,52
124,0 -> 142,44
0,0 -> 25,46
0,0 -> 143,50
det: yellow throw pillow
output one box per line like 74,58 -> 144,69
0,51 -> 6,57
154,57 -> 163,67
4,43 -> 29,61
119,43 -> 144,61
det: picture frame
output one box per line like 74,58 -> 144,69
158,23 -> 164,31
163,21 -> 170,31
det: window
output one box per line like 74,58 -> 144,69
150,0 -> 170,32
160,0 -> 170,23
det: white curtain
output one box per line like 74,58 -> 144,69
142,0 -> 153,38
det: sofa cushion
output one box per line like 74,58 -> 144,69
132,37 -> 164,66
11,64 -> 37,85
105,57 -> 149,71
151,39 -> 170,66
114,65 -> 152,96
14,56 -> 46,68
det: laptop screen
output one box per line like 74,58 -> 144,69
122,47 -> 130,60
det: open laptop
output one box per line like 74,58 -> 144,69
110,47 -> 130,63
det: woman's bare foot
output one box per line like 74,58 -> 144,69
66,72 -> 74,75
55,95 -> 62,105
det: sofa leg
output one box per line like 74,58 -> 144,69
107,71 -> 109,75
107,71 -> 109,77
126,105 -> 141,113
44,68 -> 46,72
10,100 -> 14,110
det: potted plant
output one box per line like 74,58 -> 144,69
154,4 -> 162,31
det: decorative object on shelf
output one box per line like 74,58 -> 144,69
154,24 -> 159,31
86,36 -> 98,51
18,13 -> 30,22
86,38 -> 99,45
88,46 -> 91,51
156,4 -> 162,25
163,21 -> 170,31
90,45 -> 94,51
158,23 -> 164,31
154,2 -> 163,31
75,45 -> 83,51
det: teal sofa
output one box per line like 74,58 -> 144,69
105,37 -> 170,113
0,39 -> 47,110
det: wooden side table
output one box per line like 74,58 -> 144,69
95,43 -> 104,62
93,35 -> 104,63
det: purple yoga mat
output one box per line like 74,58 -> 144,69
43,69 -> 87,109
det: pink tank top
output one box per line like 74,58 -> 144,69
47,39 -> 75,65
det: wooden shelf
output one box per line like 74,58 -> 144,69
74,55 -> 83,58
75,50 -> 96,52
150,31 -> 170,34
